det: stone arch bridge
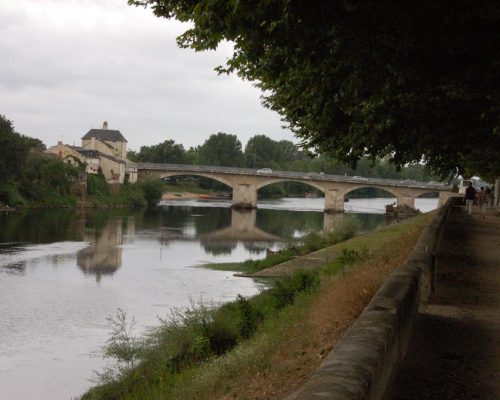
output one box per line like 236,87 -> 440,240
136,163 -> 453,213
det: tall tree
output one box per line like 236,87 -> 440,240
130,139 -> 187,163
130,0 -> 500,177
0,115 -> 40,183
244,135 -> 284,168
198,132 -> 243,167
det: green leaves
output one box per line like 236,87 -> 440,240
133,0 -> 500,177
198,132 -> 243,166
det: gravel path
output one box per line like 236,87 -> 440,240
386,205 -> 500,400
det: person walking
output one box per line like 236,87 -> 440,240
464,181 -> 476,219
477,186 -> 488,218
485,186 -> 493,209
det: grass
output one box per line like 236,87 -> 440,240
82,212 -> 434,400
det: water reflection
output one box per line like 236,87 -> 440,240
77,218 -> 124,281
0,205 -> 394,278
0,208 -> 83,244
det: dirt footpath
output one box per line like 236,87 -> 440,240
386,205 -> 500,400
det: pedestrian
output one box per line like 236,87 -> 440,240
485,186 -> 493,209
477,187 -> 488,218
464,181 -> 476,218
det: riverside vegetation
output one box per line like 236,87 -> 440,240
82,212 -> 433,400
0,114 -> 164,209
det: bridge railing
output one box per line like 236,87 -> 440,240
136,162 -> 452,191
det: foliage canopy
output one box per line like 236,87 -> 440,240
198,131 -> 243,166
128,139 -> 187,164
130,0 -> 500,178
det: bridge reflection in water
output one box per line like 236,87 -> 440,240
74,206 -> 389,280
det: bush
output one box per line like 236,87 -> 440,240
119,183 -> 146,208
139,178 -> 165,207
0,183 -> 25,207
236,295 -> 261,339
87,173 -> 109,196
301,232 -> 327,254
270,270 -> 320,309
93,309 -> 142,386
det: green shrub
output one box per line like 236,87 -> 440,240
337,247 -> 368,266
300,232 -> 327,254
189,335 -> 212,362
270,270 -> 320,309
87,173 -> 109,196
0,183 -> 25,207
236,295 -> 261,339
118,183 -> 146,208
205,317 -> 238,355
324,247 -> 370,275
93,309 -> 142,387
139,178 -> 165,207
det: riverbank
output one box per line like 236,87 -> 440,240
161,191 -> 204,200
82,211 -> 433,400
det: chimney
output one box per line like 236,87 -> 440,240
102,121 -> 108,130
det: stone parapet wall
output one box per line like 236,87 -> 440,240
286,198 -> 456,400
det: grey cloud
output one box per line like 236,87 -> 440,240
0,0 -> 294,151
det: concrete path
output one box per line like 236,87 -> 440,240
386,205 -> 500,399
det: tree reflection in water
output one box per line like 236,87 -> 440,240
0,203 -> 389,278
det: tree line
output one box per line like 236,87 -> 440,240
0,112 -> 440,207
127,132 -> 439,179
127,132 -> 440,197
129,0 -> 499,182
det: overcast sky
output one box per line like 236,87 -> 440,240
0,0 -> 296,151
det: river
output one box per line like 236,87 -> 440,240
0,197 -> 438,399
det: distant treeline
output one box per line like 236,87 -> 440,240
128,132 -> 442,197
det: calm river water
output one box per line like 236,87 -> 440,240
0,197 -> 438,399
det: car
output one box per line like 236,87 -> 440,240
352,175 -> 368,181
257,168 -> 273,174
309,172 -> 325,178
426,181 -> 443,186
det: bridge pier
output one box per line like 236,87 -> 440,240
324,188 -> 345,213
397,194 -> 416,209
231,183 -> 258,209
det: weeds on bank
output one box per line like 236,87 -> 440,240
84,213 -> 432,400
83,270 -> 321,400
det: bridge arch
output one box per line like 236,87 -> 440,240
153,171 -> 235,190
255,178 -> 327,194
343,185 -> 399,200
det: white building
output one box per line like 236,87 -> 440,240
46,121 -> 137,184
